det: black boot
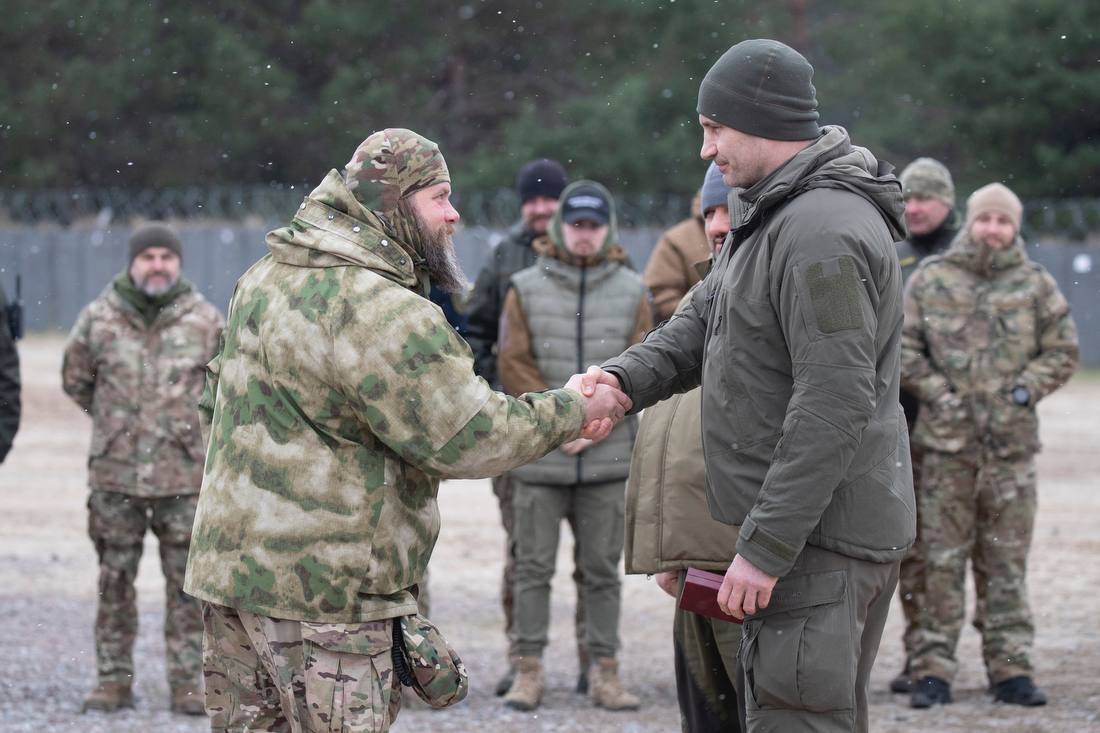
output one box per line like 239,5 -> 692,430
889,658 -> 914,693
993,676 -> 1047,707
911,676 -> 952,708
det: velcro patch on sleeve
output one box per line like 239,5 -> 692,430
805,256 -> 865,333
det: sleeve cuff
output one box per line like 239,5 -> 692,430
735,516 -> 803,578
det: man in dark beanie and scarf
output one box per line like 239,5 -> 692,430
581,39 -> 914,732
62,222 -> 224,715
184,129 -> 630,732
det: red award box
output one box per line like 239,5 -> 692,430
677,568 -> 743,625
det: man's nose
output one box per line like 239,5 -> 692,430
446,203 -> 460,223
700,140 -> 716,160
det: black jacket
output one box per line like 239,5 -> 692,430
465,221 -> 540,387
0,285 -> 21,463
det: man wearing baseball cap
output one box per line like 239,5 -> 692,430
62,222 -> 225,714
901,182 -> 1078,709
583,38 -> 914,732
466,159 -> 596,696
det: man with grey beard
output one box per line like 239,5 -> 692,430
62,222 -> 224,715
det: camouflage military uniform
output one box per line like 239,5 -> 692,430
184,129 -> 585,732
901,230 -> 1078,685
62,274 -> 224,690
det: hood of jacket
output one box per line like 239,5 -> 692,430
265,170 -> 424,292
547,180 -> 620,259
738,125 -> 906,242
942,228 -> 1026,277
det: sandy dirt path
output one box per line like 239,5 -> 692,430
1,335 -> 1097,732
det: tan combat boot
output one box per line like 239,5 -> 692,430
589,657 -> 640,711
502,656 -> 544,711
82,681 -> 134,712
170,682 -> 206,715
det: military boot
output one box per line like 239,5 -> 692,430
575,646 -> 591,694
910,676 -> 952,708
502,657 -> 544,711
993,676 -> 1048,707
494,657 -> 518,697
170,682 -> 206,715
589,657 -> 640,711
82,681 -> 134,712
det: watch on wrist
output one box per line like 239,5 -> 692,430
1011,385 -> 1031,406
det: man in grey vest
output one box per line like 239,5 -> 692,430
496,181 -> 651,712
579,39 -> 914,733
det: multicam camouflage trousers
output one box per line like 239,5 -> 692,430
87,490 -> 202,687
910,449 -> 1037,684
202,603 -> 401,733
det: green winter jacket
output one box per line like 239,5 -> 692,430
604,126 -> 916,577
184,171 -> 585,623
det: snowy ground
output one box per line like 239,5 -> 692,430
2,335 -> 1098,732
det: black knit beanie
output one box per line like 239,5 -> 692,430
697,39 -> 820,141
516,159 -> 568,204
128,222 -> 183,263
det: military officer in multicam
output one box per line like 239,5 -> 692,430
901,183 -> 1079,709
184,128 -> 630,733
62,222 -> 225,715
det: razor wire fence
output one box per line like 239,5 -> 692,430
1,186 -> 1099,237
0,186 -> 698,230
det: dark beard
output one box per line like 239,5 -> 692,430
399,200 -> 468,294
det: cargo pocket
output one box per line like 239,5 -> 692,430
740,569 -> 854,714
301,619 -> 397,732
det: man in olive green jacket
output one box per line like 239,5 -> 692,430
184,129 -> 630,733
585,40 -> 914,733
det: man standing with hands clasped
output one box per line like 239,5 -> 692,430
579,39 -> 915,732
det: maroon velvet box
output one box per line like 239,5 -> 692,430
677,568 -> 743,625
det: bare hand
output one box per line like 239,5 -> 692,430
717,554 -> 778,621
655,570 -> 681,599
564,374 -> 631,443
578,365 -> 623,398
560,438 -> 593,455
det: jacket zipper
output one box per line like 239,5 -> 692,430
576,265 -> 586,486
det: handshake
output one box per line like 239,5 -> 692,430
563,366 -> 632,444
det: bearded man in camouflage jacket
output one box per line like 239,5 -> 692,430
62,223 -> 225,714
901,183 -> 1079,709
183,129 -> 630,733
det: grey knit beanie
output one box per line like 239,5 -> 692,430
699,163 -> 733,214
900,158 -> 955,208
128,222 -> 182,263
697,39 -> 820,141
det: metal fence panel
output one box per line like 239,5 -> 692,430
2,224 -> 1097,366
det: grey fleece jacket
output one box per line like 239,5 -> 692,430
603,126 -> 916,577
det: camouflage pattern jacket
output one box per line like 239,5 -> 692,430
901,232 -> 1079,458
61,280 -> 224,497
184,171 -> 585,624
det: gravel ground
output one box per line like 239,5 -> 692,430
2,335 -> 1098,732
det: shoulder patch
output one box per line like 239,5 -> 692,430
805,256 -> 865,333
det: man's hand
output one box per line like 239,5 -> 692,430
717,554 -> 778,621
655,570 -> 681,599
564,370 -> 631,443
560,438 -> 592,456
577,364 -> 623,397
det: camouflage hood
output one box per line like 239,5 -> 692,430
739,125 -> 906,242
266,170 -> 422,291
942,228 -> 1026,278
547,180 -> 620,259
